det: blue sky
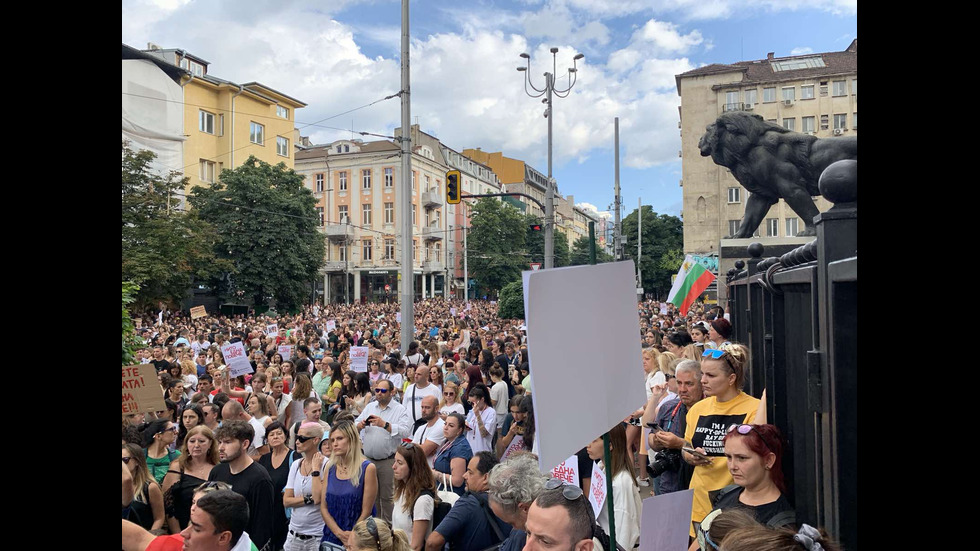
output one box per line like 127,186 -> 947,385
123,0 -> 857,219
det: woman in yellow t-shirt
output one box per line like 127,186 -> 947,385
682,344 -> 760,539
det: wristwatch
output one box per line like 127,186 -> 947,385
311,470 -> 321,477
384,421 -> 390,431
304,495 -> 314,505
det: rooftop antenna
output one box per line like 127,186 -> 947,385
350,119 -> 355,141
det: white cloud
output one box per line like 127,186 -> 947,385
577,202 -> 600,213
790,47 -> 814,55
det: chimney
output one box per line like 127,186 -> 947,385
767,52 -> 774,60
147,42 -> 161,51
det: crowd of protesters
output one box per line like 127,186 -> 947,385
121,297 -> 842,551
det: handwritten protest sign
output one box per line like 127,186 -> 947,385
190,305 -> 207,320
122,364 -> 166,414
588,460 -> 606,518
278,345 -> 293,361
549,455 -> 579,485
325,320 -> 336,332
349,346 -> 369,372
221,341 -> 254,377
266,324 -> 279,337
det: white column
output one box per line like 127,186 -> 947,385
324,272 -> 330,304
421,271 -> 428,298
353,271 -> 361,303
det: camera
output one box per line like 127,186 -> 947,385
649,449 -> 682,477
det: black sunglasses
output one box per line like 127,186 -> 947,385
544,477 -> 583,500
295,434 -> 317,444
366,517 -> 384,549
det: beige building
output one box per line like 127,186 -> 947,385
676,39 -> 857,256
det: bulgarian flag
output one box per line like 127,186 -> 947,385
667,255 -> 716,315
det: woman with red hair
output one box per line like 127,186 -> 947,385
714,423 -> 794,526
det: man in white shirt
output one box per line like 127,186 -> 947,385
402,365 -> 442,429
410,395 -> 446,467
465,385 -> 497,453
355,379 -> 413,522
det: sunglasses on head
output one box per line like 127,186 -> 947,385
702,348 -> 726,359
544,477 -> 584,500
727,424 -> 775,453
366,517 -> 384,549
295,434 -> 317,444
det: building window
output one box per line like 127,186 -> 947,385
801,85 -> 815,100
340,244 -> 347,261
338,205 -> 348,223
362,169 -> 372,190
385,239 -> 395,260
770,57 -> 826,72
729,220 -> 741,236
766,218 -> 778,237
362,240 -> 372,261
315,173 -> 324,193
820,114 -> 829,130
413,240 -> 418,261
384,202 -> 394,224
763,87 -> 776,103
276,105 -> 289,119
338,171 -> 348,191
782,118 -> 796,131
832,80 -> 847,97
744,89 -> 757,106
199,110 -> 215,134
802,116 -> 815,133
425,175 -> 431,192
728,187 -> 741,203
384,167 -> 393,188
276,136 -> 289,157
412,205 -> 417,226
250,122 -> 264,145
851,78 -> 857,95
362,203 -> 372,225
412,171 -> 417,191
833,113 -> 847,130
336,145 -> 342,153
725,90 -> 739,111
782,87 -> 795,101
853,112 -> 858,129
786,218 -> 799,237
316,207 -> 324,226
200,159 -> 216,183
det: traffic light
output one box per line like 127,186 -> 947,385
446,170 -> 461,204
529,223 -> 542,232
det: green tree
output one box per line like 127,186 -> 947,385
466,197 -> 527,296
122,141 -> 229,311
525,215 -> 570,267
570,235 -> 614,265
122,281 -> 142,366
497,280 -> 525,320
190,156 -> 326,312
621,206 -> 684,299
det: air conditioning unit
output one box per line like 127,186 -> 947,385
783,100 -> 793,106
833,128 -> 844,136
744,103 -> 754,110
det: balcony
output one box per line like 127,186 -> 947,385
324,260 -> 348,271
722,102 -> 745,112
422,224 -> 443,241
423,259 -> 445,272
421,190 -> 442,208
324,223 -> 355,242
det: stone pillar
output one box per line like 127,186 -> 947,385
354,271 -> 361,303
324,272 -> 331,304
421,272 -> 428,298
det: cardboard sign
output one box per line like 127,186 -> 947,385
122,364 -> 166,414
639,490 -> 695,551
278,345 -> 293,361
349,346 -> 370,372
325,320 -> 336,332
588,460 -> 606,518
190,305 -> 207,320
221,341 -> 254,377
265,323 -> 279,337
549,455 -> 579,485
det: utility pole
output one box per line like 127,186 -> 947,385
463,222 -> 468,305
637,197 -> 643,299
613,117 -> 622,261
399,0 -> 414,351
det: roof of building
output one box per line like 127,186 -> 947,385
676,38 -> 857,94
294,139 -> 400,160
122,43 -> 190,84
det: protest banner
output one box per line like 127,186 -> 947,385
221,341 -> 254,377
522,261 -> 645,474
190,305 -> 207,320
122,364 -> 166,414
265,323 -> 279,337
588,460 -> 606,518
325,320 -> 336,332
639,490 -> 694,551
278,345 -> 293,361
549,455 -> 579,485
349,346 -> 369,372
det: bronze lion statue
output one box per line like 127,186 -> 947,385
698,111 -> 857,237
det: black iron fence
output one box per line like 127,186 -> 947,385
724,162 -> 856,549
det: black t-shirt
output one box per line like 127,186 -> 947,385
208,461 -> 276,549
151,359 -> 171,373
712,486 -> 796,527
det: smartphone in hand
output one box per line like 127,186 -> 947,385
682,447 -> 709,459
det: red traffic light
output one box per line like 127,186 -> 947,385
529,224 -> 542,231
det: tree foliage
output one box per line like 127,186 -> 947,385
621,206 -> 684,299
189,156 -> 325,312
497,280 -> 525,320
122,281 -> 142,366
525,215 -> 570,268
570,235 -> 614,266
466,198 -> 528,296
122,141 -> 229,311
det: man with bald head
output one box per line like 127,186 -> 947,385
410,394 -> 447,466
221,399 -> 269,459
401,363 -> 442,430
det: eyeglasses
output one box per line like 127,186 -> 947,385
544,477 -> 583,500
727,423 -> 776,453
444,392 -> 455,396
400,442 -> 416,450
366,517 -> 384,549
296,434 -> 317,444
122,457 -> 132,464
375,388 -> 389,394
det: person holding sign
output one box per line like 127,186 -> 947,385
585,424 -> 642,550
683,345 -> 760,538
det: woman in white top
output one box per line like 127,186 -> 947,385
437,381 -> 465,419
464,384 -> 496,454
586,423 -> 642,550
391,443 -> 435,551
283,422 -> 328,551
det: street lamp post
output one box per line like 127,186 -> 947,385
517,48 -> 583,269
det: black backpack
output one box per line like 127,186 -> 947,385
417,489 -> 452,530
